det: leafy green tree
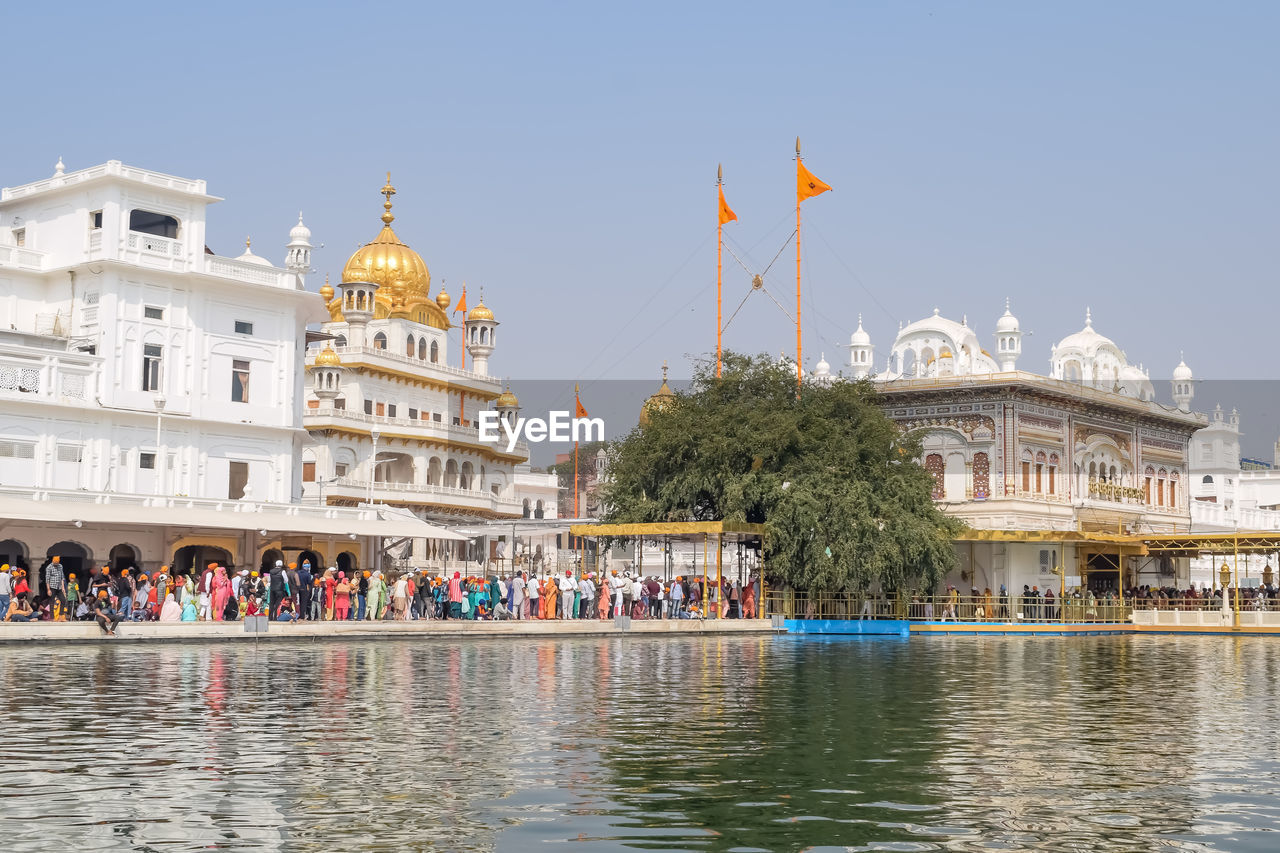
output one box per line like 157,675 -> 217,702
602,352 -> 960,591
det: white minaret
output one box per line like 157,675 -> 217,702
1171,354 -> 1194,412
995,298 -> 1021,372
337,279 -> 378,348
465,290 -> 497,376
285,213 -> 313,284
848,314 -> 873,379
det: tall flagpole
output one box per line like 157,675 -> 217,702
458,283 -> 467,424
573,383 -> 580,520
795,137 -> 803,387
717,163 -> 724,378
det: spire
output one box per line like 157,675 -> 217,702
1085,306 -> 1092,328
54,157 -> 65,176
381,171 -> 396,225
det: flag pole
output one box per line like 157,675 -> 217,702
717,163 -> 724,378
795,137 -> 803,387
573,384 -> 580,520
458,282 -> 467,424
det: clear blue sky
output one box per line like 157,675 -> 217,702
9,1 -> 1278,397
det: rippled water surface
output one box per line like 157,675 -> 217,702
3,635 -> 1280,851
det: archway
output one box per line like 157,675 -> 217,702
0,538 -> 29,571
337,551 -> 358,575
298,549 -> 323,574
47,541 -> 90,579
172,545 -> 233,578
260,548 -> 284,573
109,543 -> 139,572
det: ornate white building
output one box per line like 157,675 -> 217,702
0,159 -> 457,581
300,177 -> 557,570
849,303 -> 1205,593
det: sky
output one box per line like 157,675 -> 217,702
7,1 -> 1279,440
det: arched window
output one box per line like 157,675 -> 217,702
480,327 -> 489,345
430,340 -> 439,363
427,457 -> 442,486
1202,475 -> 1214,484
128,210 -> 179,238
925,453 -> 944,500
972,452 -> 990,499
522,499 -> 531,519
418,338 -> 427,360
535,499 -> 545,519
406,334 -> 415,357
334,335 -> 347,348
373,332 -> 387,350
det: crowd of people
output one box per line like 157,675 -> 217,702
0,559 -> 760,635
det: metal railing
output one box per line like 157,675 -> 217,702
763,592 -> 1134,623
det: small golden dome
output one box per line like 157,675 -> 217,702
639,361 -> 676,427
319,273 -> 334,302
315,344 -> 341,366
496,387 -> 519,408
435,287 -> 451,311
338,173 -> 449,330
939,348 -> 953,358
468,300 -> 495,322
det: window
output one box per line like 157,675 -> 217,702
231,360 -> 250,403
375,402 -> 386,417
433,412 -> 442,422
334,398 -> 346,410
234,320 -> 254,335
0,441 -> 36,459
13,228 -> 26,247
129,210 -> 179,238
335,463 -> 349,477
430,340 -> 439,363
302,461 -> 316,482
139,452 -> 156,470
387,404 -> 397,418
306,399 -> 319,409
1021,462 -> 1031,493
418,339 -> 426,360
90,210 -> 103,230
228,461 -> 248,500
142,344 -> 162,391
373,332 -> 387,350
335,335 -> 347,348
56,444 -> 83,463
408,408 -> 418,419
364,399 -> 374,415
406,335 -> 416,357
144,306 -> 164,320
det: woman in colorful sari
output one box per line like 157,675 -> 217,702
741,576 -> 757,619
392,573 -> 409,620
211,566 -> 231,622
543,575 -> 559,620
180,574 -> 196,610
334,572 -> 352,621
322,568 -> 337,620
368,571 -> 388,620
597,580 -> 611,619
158,592 -> 181,622
180,593 -> 198,621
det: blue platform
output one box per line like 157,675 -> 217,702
784,619 -> 911,636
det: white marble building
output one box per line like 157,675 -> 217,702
300,176 -> 558,570
0,160 -> 458,580
848,303 -> 1205,593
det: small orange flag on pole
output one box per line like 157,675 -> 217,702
795,138 -> 831,387
453,285 -> 468,316
717,185 -> 737,225
797,160 -> 831,203
573,384 -> 587,521
574,387 -> 589,419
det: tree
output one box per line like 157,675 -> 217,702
602,352 -> 960,591
551,440 -> 608,487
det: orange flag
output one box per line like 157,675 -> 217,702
797,160 -> 831,202
718,186 -> 737,225
574,391 -> 589,419
454,286 -> 467,315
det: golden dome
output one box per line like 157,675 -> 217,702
468,299 -> 495,322
435,286 -> 451,311
939,348 -> 953,358
315,344 -> 341,366
639,361 -> 676,427
319,273 -> 334,302
332,173 -> 450,330
496,386 -> 519,408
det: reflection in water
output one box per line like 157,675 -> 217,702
2,636 -> 1280,851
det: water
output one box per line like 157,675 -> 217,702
2,635 -> 1280,851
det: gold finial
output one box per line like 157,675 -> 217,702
381,171 -> 396,225
245,236 -> 252,250
795,137 -> 802,156
717,163 -> 723,184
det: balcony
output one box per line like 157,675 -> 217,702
0,345 -> 100,406
304,406 -> 529,459
311,477 -> 524,517
311,345 -> 500,391
203,254 -> 289,287
0,243 -> 49,271
123,231 -> 186,271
